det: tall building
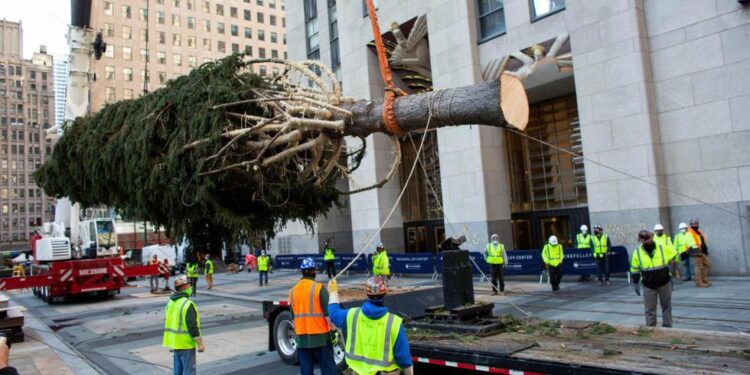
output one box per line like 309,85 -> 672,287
0,20 -> 56,250
88,0 -> 287,111
279,0 -> 750,275
53,59 -> 68,127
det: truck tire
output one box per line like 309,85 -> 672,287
273,310 -> 298,365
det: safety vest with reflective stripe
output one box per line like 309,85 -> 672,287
576,233 -> 591,249
186,263 -> 199,278
687,228 -> 706,254
345,308 -> 402,375
653,234 -> 673,252
542,244 -> 564,267
163,297 -> 201,350
673,232 -> 692,254
485,243 -> 505,265
372,251 -> 390,276
289,279 -> 329,335
592,234 -> 609,258
204,259 -> 214,275
258,255 -> 270,271
630,244 -> 677,274
324,247 -> 336,261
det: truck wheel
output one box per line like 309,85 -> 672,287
273,310 -> 298,365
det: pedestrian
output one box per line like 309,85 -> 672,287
163,275 -> 206,375
673,222 -> 692,281
149,254 -> 160,293
687,219 -> 711,288
327,276 -> 414,375
289,258 -> 336,375
372,243 -> 391,279
630,230 -> 681,328
244,252 -> 257,273
186,259 -> 199,296
162,258 -> 172,291
542,235 -> 564,292
257,250 -> 271,286
591,224 -> 611,286
576,225 -> 592,281
653,224 -> 679,279
322,240 -> 337,279
483,234 -> 507,295
204,256 -> 214,290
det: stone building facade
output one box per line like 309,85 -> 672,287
278,0 -> 750,275
0,20 -> 56,250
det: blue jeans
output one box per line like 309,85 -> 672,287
259,271 -> 268,285
298,344 -> 337,375
173,348 -> 196,375
680,257 -> 692,280
596,256 -> 610,282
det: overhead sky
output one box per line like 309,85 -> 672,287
1,0 -> 71,60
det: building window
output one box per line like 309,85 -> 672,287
203,20 -> 211,32
476,0 -> 506,42
105,87 -> 116,102
232,43 -> 239,53
304,0 -> 320,59
202,1 -> 210,13
244,10 -> 251,20
257,0 -> 264,5
122,26 -> 132,40
157,51 -> 166,64
103,23 -> 114,37
217,22 -> 225,34
244,45 -> 253,55
140,29 -> 149,42
216,4 -> 224,15
157,32 -> 165,44
122,4 -> 132,18
140,49 -> 149,62
157,11 -> 165,24
123,68 -> 133,81
124,89 -> 133,100
187,16 -> 195,29
244,27 -> 252,39
269,0 -> 276,8
139,8 -> 148,21
141,70 -> 150,83
270,15 -> 277,26
105,66 -> 115,80
230,7 -> 238,17
104,1 -> 114,15
188,56 -> 197,67
173,54 -> 182,66
173,34 -> 181,47
203,38 -> 212,51
122,47 -> 132,60
258,30 -> 265,41
105,44 -> 114,58
218,41 -> 226,53
361,0 -> 379,17
187,0 -> 194,10
259,47 -> 266,58
173,0 -> 180,7
257,12 -> 264,23
270,32 -> 278,43
529,0 -> 565,21
271,49 -> 278,58
231,25 -> 239,36
187,36 -> 196,48
329,0 -> 341,76
158,71 -> 167,84
259,66 -> 267,76
172,14 -> 181,27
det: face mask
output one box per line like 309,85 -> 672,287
680,228 -> 687,233
492,240 -> 498,245
655,231 -> 663,236
185,286 -> 193,296
582,230 -> 588,234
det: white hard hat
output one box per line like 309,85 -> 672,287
654,224 -> 664,231
580,225 -> 588,231
549,235 -> 559,245
678,222 -> 688,230
490,234 -> 499,240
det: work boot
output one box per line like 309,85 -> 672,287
605,280 -> 610,286
492,291 -> 497,296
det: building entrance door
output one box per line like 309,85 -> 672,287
404,220 -> 444,253
541,216 -> 571,247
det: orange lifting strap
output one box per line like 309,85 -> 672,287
365,0 -> 405,136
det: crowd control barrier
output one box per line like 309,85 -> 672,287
389,253 -> 435,275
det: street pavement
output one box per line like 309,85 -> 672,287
6,269 -> 750,374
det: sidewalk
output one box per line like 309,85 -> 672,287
8,299 -> 101,375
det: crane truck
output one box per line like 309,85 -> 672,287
0,1 -> 159,302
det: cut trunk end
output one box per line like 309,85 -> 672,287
500,73 -> 529,131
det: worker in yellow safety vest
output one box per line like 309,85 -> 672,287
322,240 -> 337,279
163,275 -> 205,375
591,224 -> 611,286
185,257 -> 199,296
204,257 -> 214,290
542,235 -> 564,292
630,230 -> 682,327
372,243 -> 390,278
484,234 -> 508,295
257,250 -> 271,286
576,225 -> 592,281
672,222 -> 692,281
327,276 -> 414,375
653,224 -> 678,279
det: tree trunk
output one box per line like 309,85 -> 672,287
337,73 -> 528,137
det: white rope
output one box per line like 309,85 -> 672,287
467,255 -> 533,318
333,93 -> 436,278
